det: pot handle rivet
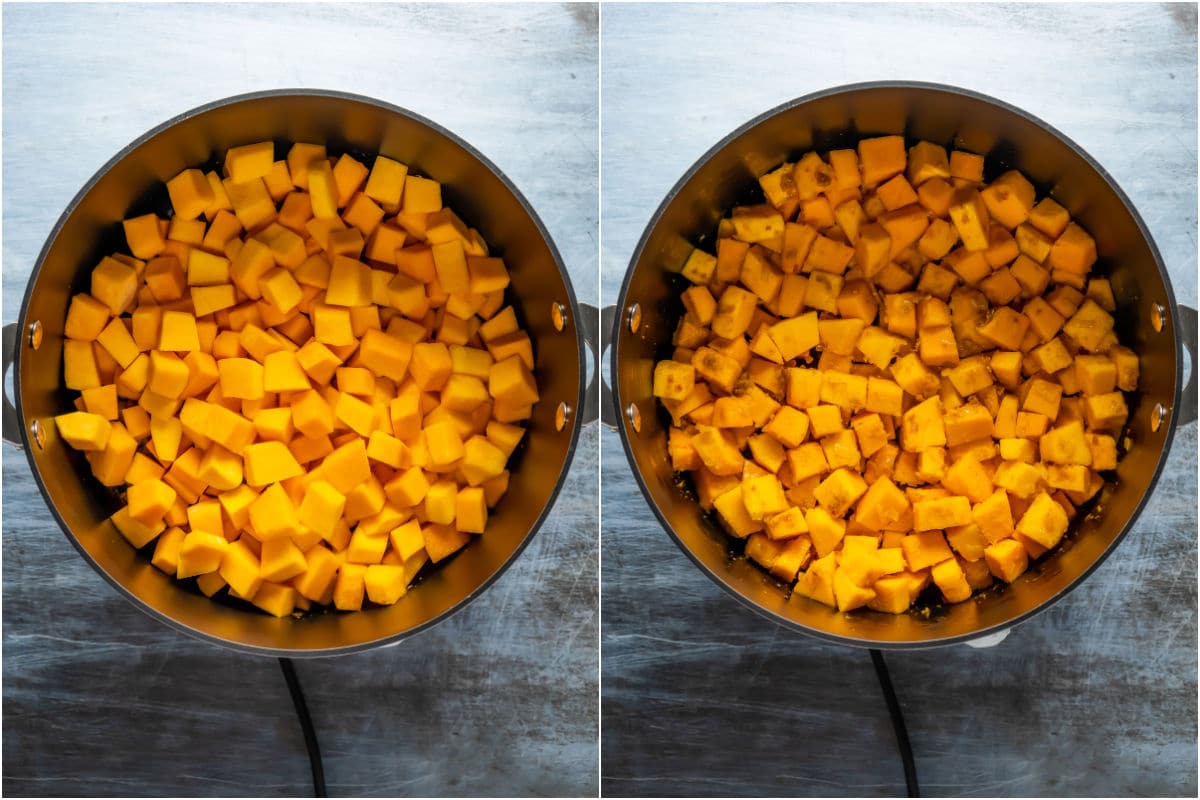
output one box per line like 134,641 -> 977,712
29,418 -> 45,450
2,322 -> 25,449
555,401 -> 571,432
627,303 -> 642,334
551,302 -> 566,333
1151,403 -> 1167,433
1151,303 -> 1166,333
626,402 -> 642,433
28,320 -> 43,350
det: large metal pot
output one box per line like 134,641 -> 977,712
612,81 -> 1196,648
4,90 -> 587,657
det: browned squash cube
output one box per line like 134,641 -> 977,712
858,135 -> 907,186
1047,222 -> 1097,275
984,538 -> 1029,583
948,188 -> 991,251
1082,392 -> 1128,431
980,171 -> 1035,229
653,360 -> 695,402
1015,492 -> 1070,550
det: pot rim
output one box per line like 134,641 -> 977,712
612,79 -> 1181,649
16,88 -> 587,657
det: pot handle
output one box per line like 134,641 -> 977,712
2,322 -> 24,449
964,629 -> 1011,649
580,303 -> 617,428
1176,305 -> 1197,427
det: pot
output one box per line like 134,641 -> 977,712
612,81 -> 1196,648
3,90 -> 587,657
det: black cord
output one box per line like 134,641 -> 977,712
279,657 -> 327,797
869,649 -> 919,798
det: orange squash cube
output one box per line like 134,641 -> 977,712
242,441 -> 303,487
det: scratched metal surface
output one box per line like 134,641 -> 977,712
600,3 -> 1197,797
2,3 -> 598,797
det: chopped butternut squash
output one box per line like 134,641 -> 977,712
55,139 -> 536,616
654,136 -> 1137,615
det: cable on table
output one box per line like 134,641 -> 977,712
279,657 -> 327,797
869,648 -> 919,797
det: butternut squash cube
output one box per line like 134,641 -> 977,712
395,174 -> 440,214
126,478 -> 177,527
251,582 -> 296,617
177,530 -> 229,578
145,350 -> 189,399
980,171 -> 1035,229
802,506 -> 844,558
1047,222 -> 1097,275
386,466 -> 431,508
167,169 -> 215,221
1082,392 -> 1128,431
455,487 -> 488,534
931,558 -> 972,603
1015,492 -> 1070,550
216,357 -> 264,401
354,328 -> 410,382
488,355 -> 539,406
865,377 -> 905,417
993,460 -> 1044,498
150,527 -> 187,574
255,540 -> 307,586
242,441 -> 303,487
878,204 -> 930,259
320,256 -> 370,308
358,564 -> 406,605
754,320 -> 804,368
900,397 -> 946,452
419,523 -> 468,565
295,480 -> 345,539
306,302 -> 353,346
903,141 -> 949,185
899,531 -> 954,571
55,411 -> 112,451
123,213 -> 167,259
290,544 -> 339,603
1062,299 -> 1113,353
948,187 -> 990,251
740,474 -> 787,520
691,426 -> 744,476
332,563 -> 367,610
857,136 -> 906,185
711,486 -> 760,537
653,361 -> 695,402
424,479 -> 458,526
943,403 -> 993,447
224,141 -> 275,184
912,495 -> 972,530
91,257 -> 139,315
981,538 -> 1027,583
157,310 -> 199,352
793,552 -> 837,607
812,468 -> 868,517
833,567 -> 876,611
764,506 -> 809,540
246,482 -> 301,541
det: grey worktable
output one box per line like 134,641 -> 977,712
600,3 -> 1197,797
2,3 -> 598,797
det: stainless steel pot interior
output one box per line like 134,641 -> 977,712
614,82 -> 1182,648
16,90 -> 585,657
